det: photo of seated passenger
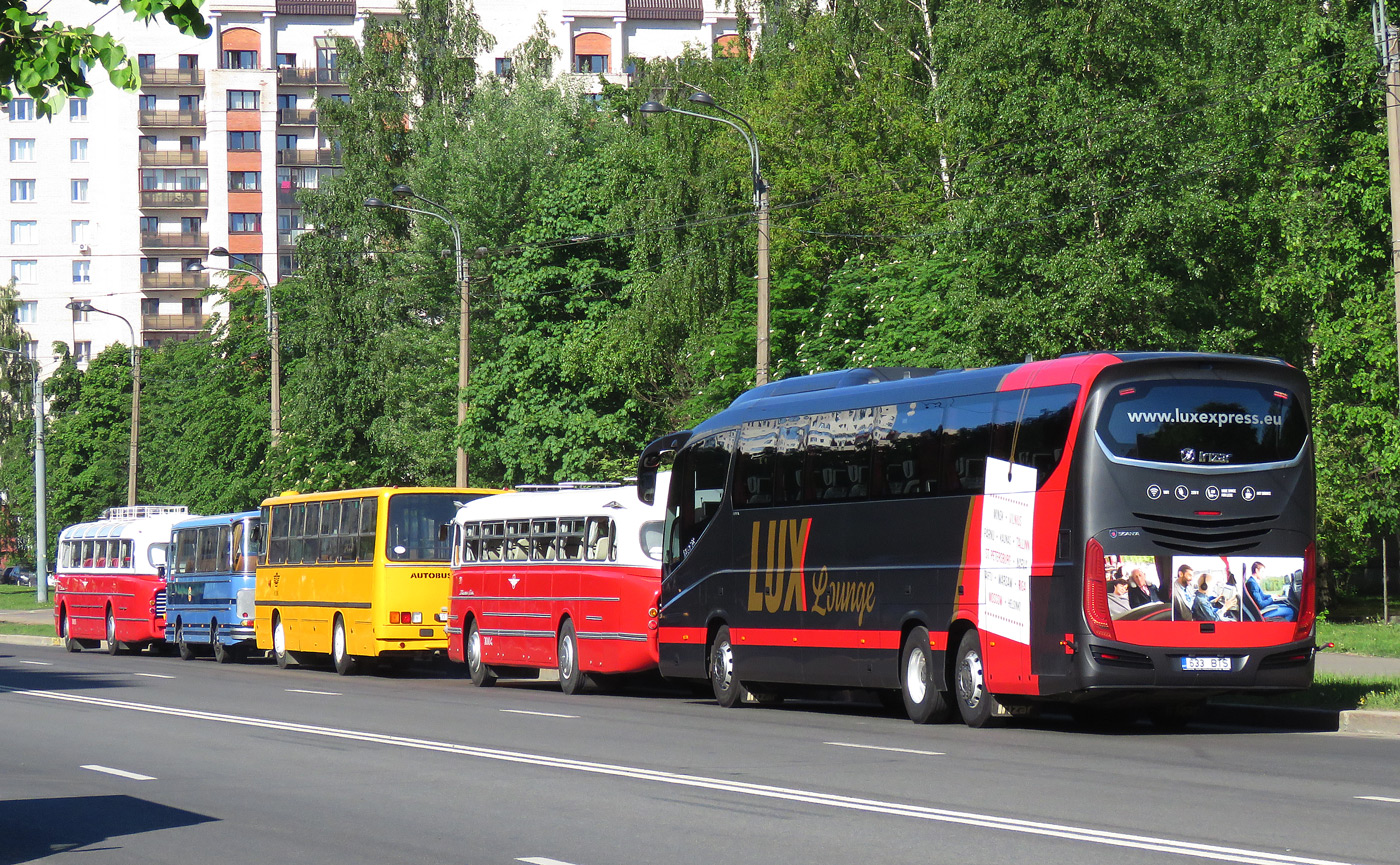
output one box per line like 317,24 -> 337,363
1241,560 -> 1299,622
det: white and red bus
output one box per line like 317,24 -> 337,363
445,481 -> 668,694
54,505 -> 193,655
638,353 -> 1316,727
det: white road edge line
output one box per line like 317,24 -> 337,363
133,673 -> 175,679
285,689 -> 341,696
825,741 -> 944,756
81,764 -> 156,781
1355,795 -> 1400,804
500,709 -> 579,719
517,858 -> 581,865
19,660 -> 52,666
6,686 -> 1348,865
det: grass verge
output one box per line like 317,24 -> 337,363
0,622 -> 54,637
1215,672 -> 1400,711
1318,621 -> 1400,658
0,585 -> 47,611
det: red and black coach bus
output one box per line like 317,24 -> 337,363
637,353 -> 1316,727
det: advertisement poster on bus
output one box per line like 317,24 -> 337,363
1099,553 -> 1302,623
979,457 -> 1035,644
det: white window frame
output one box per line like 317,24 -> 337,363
15,301 -> 37,324
69,98 -> 88,121
11,260 -> 37,284
72,260 -> 91,283
71,220 -> 90,244
71,179 -> 89,202
9,99 -> 35,121
10,179 -> 36,202
9,138 -> 35,161
10,220 -> 37,244
70,138 -> 88,161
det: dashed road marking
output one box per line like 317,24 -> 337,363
82,764 -> 156,781
133,672 -> 175,679
824,741 -> 944,756
286,688 -> 341,696
500,709 -> 578,719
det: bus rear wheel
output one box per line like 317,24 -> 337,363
213,635 -> 241,665
953,629 -> 1000,728
273,615 -> 292,669
467,621 -> 496,687
176,623 -> 197,661
901,626 -> 950,724
332,615 -> 357,676
709,625 -> 746,709
62,608 -> 82,653
558,620 -> 584,695
105,609 -> 126,656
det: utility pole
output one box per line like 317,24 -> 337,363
32,371 -> 46,605
457,256 -> 470,487
1376,0 -> 1400,622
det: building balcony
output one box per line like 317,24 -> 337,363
277,107 -> 318,125
143,312 -> 205,332
138,150 -> 208,167
278,148 -> 341,166
140,231 -> 209,250
139,69 -> 205,86
278,228 -> 309,248
277,187 -> 303,207
139,189 -> 208,209
137,109 -> 206,128
277,67 -> 343,86
140,272 -> 209,290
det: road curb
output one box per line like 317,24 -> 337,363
1338,709 -> 1400,736
0,633 -> 60,648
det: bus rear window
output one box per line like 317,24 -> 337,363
1097,381 -> 1307,466
387,493 -> 480,562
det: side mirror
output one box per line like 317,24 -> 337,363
147,542 -> 169,569
637,431 -> 691,504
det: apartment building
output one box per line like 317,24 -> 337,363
2,0 -> 740,378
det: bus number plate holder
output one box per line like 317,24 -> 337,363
1181,656 -> 1231,672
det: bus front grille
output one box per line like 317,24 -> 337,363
154,590 -> 167,620
1132,511 -> 1279,555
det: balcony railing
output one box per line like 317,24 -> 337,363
278,228 -> 309,248
139,69 -> 205,86
278,148 -> 341,166
277,107 -> 318,125
140,272 -> 209,290
139,189 -> 208,208
139,231 -> 209,249
142,313 -> 205,332
137,109 -> 206,127
277,67 -> 343,86
138,151 -> 208,167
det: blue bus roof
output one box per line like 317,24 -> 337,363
172,511 -> 261,531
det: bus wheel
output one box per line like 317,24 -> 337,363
213,637 -> 237,665
953,630 -> 1000,728
273,615 -> 292,669
62,608 -> 82,653
558,620 -> 585,695
466,621 -> 496,687
332,615 -> 358,676
901,626 -> 950,724
176,623 -> 197,661
105,609 -> 126,656
709,625 -> 746,709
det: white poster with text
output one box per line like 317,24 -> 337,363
979,457 -> 1036,645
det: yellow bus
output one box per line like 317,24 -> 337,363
255,486 -> 500,674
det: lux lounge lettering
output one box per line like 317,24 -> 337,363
810,567 -> 876,626
748,518 -> 812,613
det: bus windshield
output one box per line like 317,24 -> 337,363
1097,380 -> 1307,467
386,493 -> 466,562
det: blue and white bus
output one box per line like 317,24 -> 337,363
164,511 -> 261,663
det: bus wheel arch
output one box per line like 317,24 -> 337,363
331,612 -> 357,676
465,616 -> 496,687
557,617 -> 584,695
272,611 -> 292,669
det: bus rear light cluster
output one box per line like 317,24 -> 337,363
389,611 -> 423,625
1294,542 -> 1317,642
1083,538 -> 1115,641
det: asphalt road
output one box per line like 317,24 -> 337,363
1,642 -> 1397,865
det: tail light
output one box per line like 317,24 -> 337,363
390,611 -> 401,624
1294,542 -> 1317,641
1083,538 -> 1115,640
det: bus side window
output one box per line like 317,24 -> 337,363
357,497 -> 377,563
481,521 -> 504,561
944,394 -> 999,495
339,499 -> 360,563
302,502 -> 320,564
531,519 -> 558,561
288,504 -> 305,564
735,421 -> 778,508
458,522 -> 479,563
231,521 -> 245,572
506,520 -> 531,561
775,418 -> 807,505
269,505 -> 290,565
121,539 -> 133,569
558,519 -> 585,560
585,517 -> 615,561
1012,384 -> 1079,487
318,501 -> 341,564
665,429 -> 735,566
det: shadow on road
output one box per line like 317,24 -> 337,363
0,664 -> 136,694
0,794 -> 216,864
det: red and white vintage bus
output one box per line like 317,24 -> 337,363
445,481 -> 668,693
54,505 -> 193,654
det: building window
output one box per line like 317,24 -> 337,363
182,298 -> 201,315
21,341 -> 37,360
15,301 -> 37,324
72,261 -> 91,283
71,220 -> 90,244
139,94 -> 158,110
71,300 -> 89,322
74,341 -> 92,363
138,135 -> 157,151
69,98 -> 88,121
140,257 -> 160,273
141,298 -> 159,315
222,50 -> 258,70
575,54 -> 608,74
71,179 -> 88,202
139,216 -> 159,232
228,131 -> 260,151
495,57 -> 513,77
276,52 -> 296,68
9,138 -> 35,161
176,168 -> 206,190
228,90 -> 259,110
179,94 -> 200,111
229,252 -> 261,272
277,93 -> 296,111
10,260 -> 37,284
229,171 -> 261,190
181,216 -> 201,233
279,253 -> 298,276
70,138 -> 88,161
138,54 -> 155,68
276,133 -> 297,152
8,98 -> 34,121
316,45 -> 338,71
179,54 -> 198,70
10,220 -> 36,244
10,179 -> 35,202
179,135 -> 200,152
326,93 -> 350,104
229,212 -> 262,233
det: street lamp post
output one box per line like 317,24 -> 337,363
0,348 -> 47,604
365,186 -> 476,487
640,91 -> 771,385
67,301 -> 139,507
204,249 -> 280,445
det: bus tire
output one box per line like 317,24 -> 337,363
105,608 -> 126,656
709,625 -> 746,709
467,620 -> 496,687
953,629 -> 1000,728
213,636 -> 237,665
273,614 -> 292,669
558,619 -> 584,695
901,626 -> 951,724
176,622 -> 197,661
62,608 -> 82,653
332,615 -> 358,676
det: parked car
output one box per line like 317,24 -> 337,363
1,566 -> 34,586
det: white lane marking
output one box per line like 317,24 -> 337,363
133,672 -> 175,679
825,741 -> 944,756
500,709 -> 578,719
517,859 -> 580,865
1355,795 -> 1400,804
7,687 -> 1349,865
285,688 -> 341,696
19,660 -> 52,666
81,764 -> 156,781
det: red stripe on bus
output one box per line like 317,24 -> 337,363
658,627 -> 707,645
730,628 -> 907,651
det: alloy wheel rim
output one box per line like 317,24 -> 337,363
906,649 -> 927,704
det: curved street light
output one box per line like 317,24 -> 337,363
66,300 -> 139,507
641,91 -> 771,385
365,186 -> 476,486
199,248 -> 280,446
